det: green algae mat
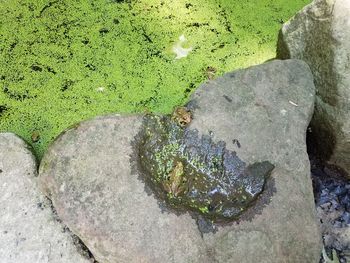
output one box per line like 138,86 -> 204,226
0,0 -> 309,159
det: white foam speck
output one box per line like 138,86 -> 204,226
97,87 -> 105,92
172,34 -> 193,59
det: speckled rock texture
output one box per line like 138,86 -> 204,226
38,59 -> 321,263
277,0 -> 350,175
0,133 -> 91,263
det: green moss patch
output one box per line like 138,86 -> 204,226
0,0 -> 310,158
137,113 -> 275,221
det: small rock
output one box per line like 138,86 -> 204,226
0,133 -> 91,263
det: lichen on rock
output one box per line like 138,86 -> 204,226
137,113 -> 275,221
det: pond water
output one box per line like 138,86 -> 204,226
0,0 -> 310,158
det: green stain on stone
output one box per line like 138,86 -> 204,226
0,0 -> 310,159
137,114 -> 275,221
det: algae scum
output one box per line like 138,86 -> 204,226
137,113 -> 274,221
0,0 -> 310,159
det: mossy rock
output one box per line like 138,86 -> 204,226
137,113 -> 274,221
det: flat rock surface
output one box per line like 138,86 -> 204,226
39,59 -> 321,263
277,0 -> 350,174
0,133 -> 91,263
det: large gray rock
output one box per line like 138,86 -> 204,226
277,0 -> 350,174
0,133 -> 92,263
39,59 -> 321,263
189,59 -> 321,262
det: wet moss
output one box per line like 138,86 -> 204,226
137,114 -> 274,221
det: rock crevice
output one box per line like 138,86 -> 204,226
277,0 -> 350,175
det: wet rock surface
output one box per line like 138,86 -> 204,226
0,133 -> 92,263
38,59 -> 321,263
277,0 -> 350,175
138,114 -> 274,222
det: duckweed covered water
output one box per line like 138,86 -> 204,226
0,0 -> 310,158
